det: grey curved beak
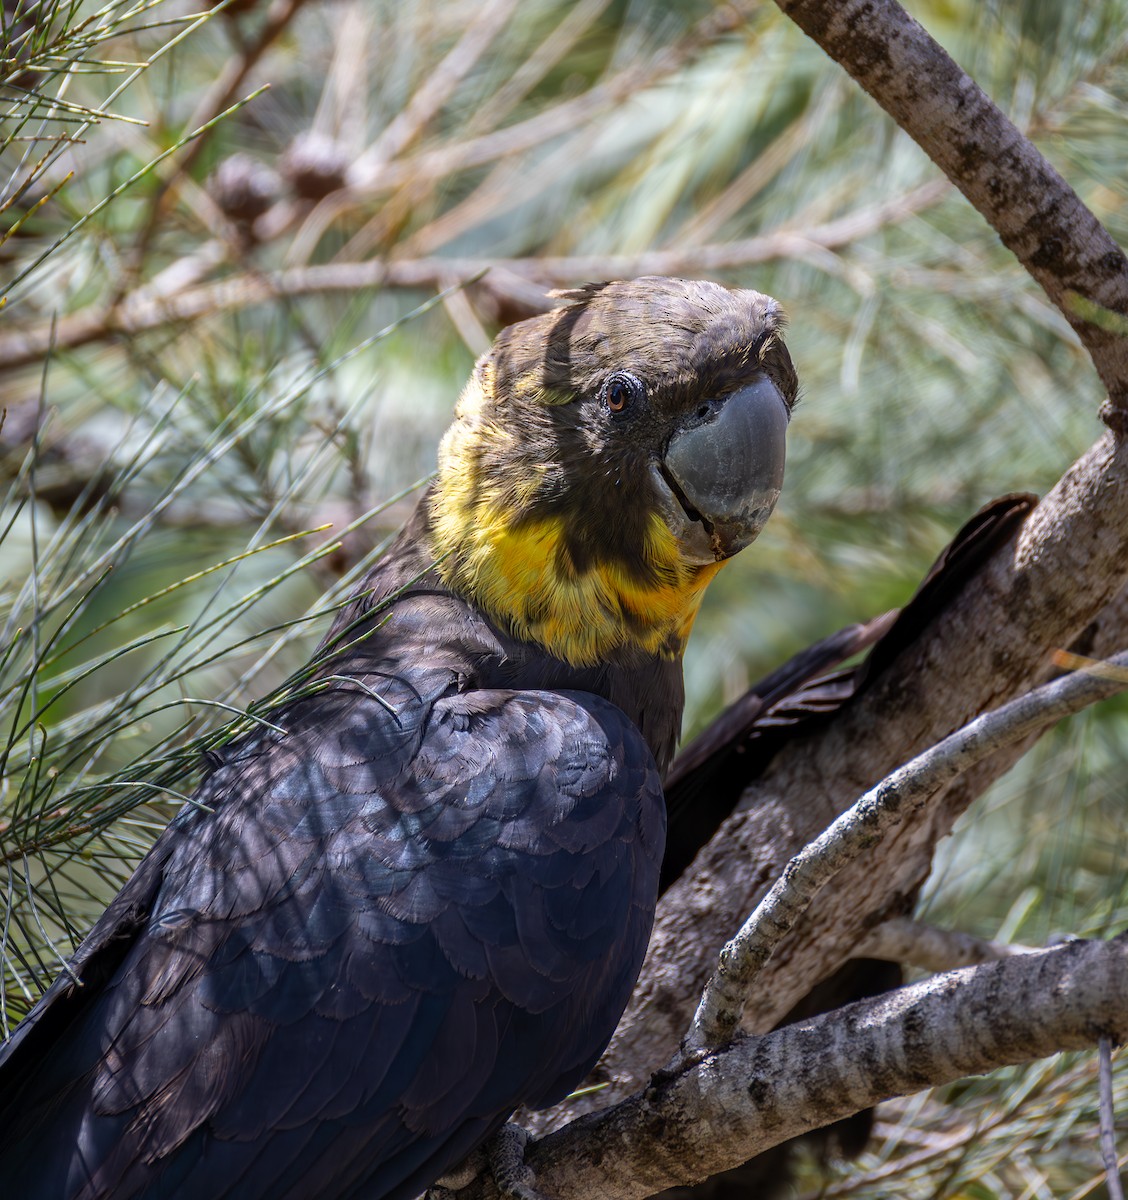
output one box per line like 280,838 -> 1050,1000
661,375 -> 788,562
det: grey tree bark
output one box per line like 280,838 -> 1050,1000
450,937 -> 1128,1200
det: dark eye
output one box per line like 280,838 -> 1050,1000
602,371 -> 644,415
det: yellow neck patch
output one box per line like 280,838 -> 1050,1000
429,375 -> 723,667
432,506 -> 722,667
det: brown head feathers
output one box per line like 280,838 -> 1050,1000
427,276 -> 797,667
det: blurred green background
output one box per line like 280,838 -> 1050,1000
2,0 -> 1126,1194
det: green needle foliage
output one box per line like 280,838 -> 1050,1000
1,0 -> 1126,1194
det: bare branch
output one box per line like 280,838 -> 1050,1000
772,0 -> 1128,412
347,5 -> 743,195
126,0 -> 311,272
452,937 -> 1128,1200
854,917 -> 1038,973
0,181 -> 946,373
581,433 -> 1128,1121
363,0 -> 521,167
1099,1038 -> 1126,1200
688,648 -> 1128,1051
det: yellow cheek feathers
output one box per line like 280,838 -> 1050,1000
429,368 -> 726,667
434,509 -> 722,667
431,439 -> 722,667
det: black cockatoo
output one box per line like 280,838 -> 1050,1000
0,277 -> 796,1200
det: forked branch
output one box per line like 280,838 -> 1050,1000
687,649 -> 1128,1051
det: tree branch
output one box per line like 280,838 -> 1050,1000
688,649 -> 1128,1051
772,0 -> 1128,412
363,0 -> 521,167
1099,1038 -> 1126,1200
0,181 -> 946,373
853,918 -> 1037,973
125,0 -> 311,274
451,937 -> 1128,1200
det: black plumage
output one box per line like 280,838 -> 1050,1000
0,530 -> 665,1200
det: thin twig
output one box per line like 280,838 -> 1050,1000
124,0 -> 310,276
0,180 -> 946,372
290,2 -> 740,267
854,917 -> 1039,973
362,0 -> 520,168
687,647 -> 1128,1052
1099,1038 -> 1126,1200
449,937 -> 1128,1200
462,0 -> 612,139
293,0 -> 520,270
346,4 -> 743,197
773,0 -> 1128,410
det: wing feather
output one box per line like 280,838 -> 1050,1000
0,674 -> 664,1200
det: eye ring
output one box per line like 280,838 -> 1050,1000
602,371 -> 645,415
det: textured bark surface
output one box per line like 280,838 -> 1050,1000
687,648 -> 1128,1051
456,937 -> 1128,1200
775,0 -> 1128,412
